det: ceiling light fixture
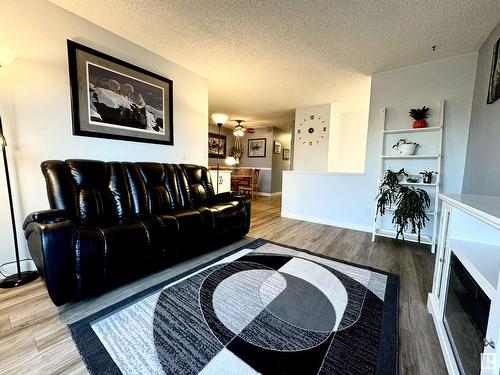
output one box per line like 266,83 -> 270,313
233,119 -> 246,137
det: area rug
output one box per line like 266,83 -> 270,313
69,239 -> 399,375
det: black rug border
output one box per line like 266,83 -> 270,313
69,237 -> 399,375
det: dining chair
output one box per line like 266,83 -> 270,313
239,168 -> 260,200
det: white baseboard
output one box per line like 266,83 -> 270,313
258,192 -> 282,197
281,211 -> 372,233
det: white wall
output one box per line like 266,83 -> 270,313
333,111 -> 369,173
283,53 -> 477,231
0,0 -> 208,273
462,22 -> 500,196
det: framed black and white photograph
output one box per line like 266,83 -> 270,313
487,37 -> 500,104
208,133 -> 226,158
282,148 -> 290,160
68,40 -> 173,145
273,140 -> 282,154
248,138 -> 267,158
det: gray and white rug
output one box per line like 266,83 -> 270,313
70,239 -> 399,374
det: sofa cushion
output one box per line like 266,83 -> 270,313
181,164 -> 215,206
75,222 -> 148,298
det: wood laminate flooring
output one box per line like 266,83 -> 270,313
0,195 -> 446,374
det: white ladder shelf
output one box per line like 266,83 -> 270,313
372,100 -> 444,253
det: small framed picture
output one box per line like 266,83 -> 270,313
282,148 -> 290,160
248,138 -> 267,158
67,40 -> 173,145
208,133 -> 226,158
273,141 -> 282,154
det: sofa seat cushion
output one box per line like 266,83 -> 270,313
75,222 -> 148,298
126,216 -> 177,268
158,210 -> 209,256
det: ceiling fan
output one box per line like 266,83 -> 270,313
232,119 -> 254,137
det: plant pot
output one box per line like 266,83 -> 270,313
412,119 -> 427,129
397,143 -> 417,156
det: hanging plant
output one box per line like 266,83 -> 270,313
229,145 -> 243,159
376,168 -> 430,242
376,168 -> 408,216
392,186 -> 430,242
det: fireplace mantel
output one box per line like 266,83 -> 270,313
428,193 -> 500,375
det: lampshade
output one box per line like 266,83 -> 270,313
211,113 -> 228,125
0,45 -> 15,67
225,156 -> 237,166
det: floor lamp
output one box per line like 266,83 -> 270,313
0,45 -> 39,288
211,113 -> 228,194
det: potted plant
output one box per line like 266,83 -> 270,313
409,106 -> 430,128
393,139 -> 420,156
376,168 -> 431,242
228,145 -> 243,164
376,168 -> 408,215
392,186 -> 430,242
419,170 -> 438,184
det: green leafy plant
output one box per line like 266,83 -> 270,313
376,169 -> 408,216
409,106 -> 430,120
376,168 -> 431,242
419,170 -> 438,184
392,139 -> 420,149
229,145 -> 243,158
392,186 -> 430,242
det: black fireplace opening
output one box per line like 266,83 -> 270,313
444,252 -> 491,375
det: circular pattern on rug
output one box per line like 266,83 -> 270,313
200,257 -> 348,352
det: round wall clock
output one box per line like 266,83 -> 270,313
296,114 -> 327,146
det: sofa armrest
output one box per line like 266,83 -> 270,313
23,209 -> 67,230
212,192 -> 251,231
24,214 -> 76,306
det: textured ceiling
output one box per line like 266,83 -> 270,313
51,0 -> 500,128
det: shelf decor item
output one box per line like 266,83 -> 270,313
409,106 -> 430,129
420,170 -> 438,184
376,169 -> 408,216
392,186 -> 431,242
407,175 -> 420,183
68,40 -> 173,145
392,139 -> 420,155
376,168 -> 431,242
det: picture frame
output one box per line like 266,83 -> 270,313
487,37 -> 500,104
208,132 -> 227,158
273,141 -> 282,154
67,40 -> 174,145
247,138 -> 267,158
282,148 -> 290,160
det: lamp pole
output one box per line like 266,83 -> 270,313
0,117 -> 39,288
216,122 -> 222,194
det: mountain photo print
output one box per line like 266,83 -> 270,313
68,40 -> 173,145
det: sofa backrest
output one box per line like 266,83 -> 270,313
41,160 -> 215,224
41,160 -> 128,226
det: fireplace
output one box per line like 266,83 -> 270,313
444,252 -> 491,374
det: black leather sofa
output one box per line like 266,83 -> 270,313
23,160 -> 251,306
